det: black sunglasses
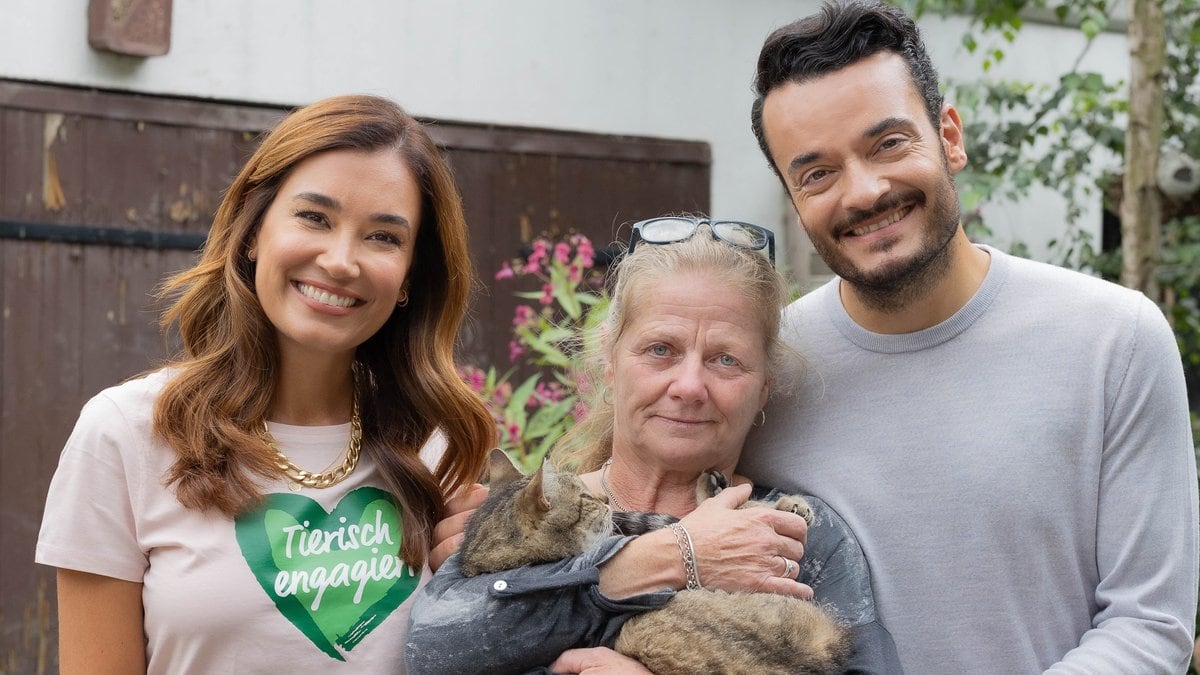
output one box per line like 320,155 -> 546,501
627,216 -> 776,266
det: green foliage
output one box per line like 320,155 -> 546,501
902,0 -> 1200,412
908,0 -> 1111,68
950,72 -> 1125,234
460,235 -> 608,472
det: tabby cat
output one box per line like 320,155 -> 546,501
459,449 -> 851,675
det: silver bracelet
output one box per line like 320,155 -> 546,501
669,522 -> 702,590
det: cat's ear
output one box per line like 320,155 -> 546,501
539,460 -> 563,504
521,461 -> 552,512
485,448 -> 524,487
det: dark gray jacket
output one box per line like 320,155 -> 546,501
404,491 -> 901,674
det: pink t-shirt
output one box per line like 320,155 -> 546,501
37,370 -> 446,674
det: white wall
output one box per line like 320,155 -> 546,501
0,0 -> 1128,270
926,13 -> 1130,260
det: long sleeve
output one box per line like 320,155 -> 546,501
404,535 -> 673,675
1044,297 -> 1199,674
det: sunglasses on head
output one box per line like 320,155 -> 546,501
627,216 -> 776,266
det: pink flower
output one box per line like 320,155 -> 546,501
554,242 -> 572,264
539,284 -> 554,305
572,400 -> 588,421
535,381 -> 565,403
495,262 -> 515,280
458,366 -> 486,392
524,261 -> 541,276
513,305 -> 535,326
527,240 -> 549,267
567,264 -> 582,283
505,421 -> 520,442
508,340 -> 525,362
575,237 -> 595,267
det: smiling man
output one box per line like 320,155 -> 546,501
739,1 -> 1199,672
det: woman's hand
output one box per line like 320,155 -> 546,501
680,482 -> 812,598
550,647 -> 652,674
429,483 -> 488,571
56,569 -> 146,674
597,482 -> 811,599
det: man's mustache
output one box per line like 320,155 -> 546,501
832,189 -> 925,238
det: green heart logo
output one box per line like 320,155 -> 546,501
235,487 -> 420,661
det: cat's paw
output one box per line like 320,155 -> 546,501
698,469 -> 729,500
775,495 -> 815,526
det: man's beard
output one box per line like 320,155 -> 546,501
806,171 -> 961,314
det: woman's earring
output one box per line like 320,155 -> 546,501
753,409 -> 766,427
602,388 -> 613,405
396,289 -> 409,307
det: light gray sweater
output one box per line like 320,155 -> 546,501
740,246 -> 1199,674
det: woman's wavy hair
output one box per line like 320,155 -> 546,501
154,94 -> 495,565
553,222 -> 790,472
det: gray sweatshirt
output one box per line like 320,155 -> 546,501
741,246 -> 1199,673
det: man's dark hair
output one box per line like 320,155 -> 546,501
750,0 -> 943,175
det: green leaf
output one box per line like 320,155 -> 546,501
528,433 -> 559,471
550,265 -> 582,319
525,396 -> 577,439
538,326 -> 575,344
583,296 -> 611,330
522,332 -> 572,368
1080,17 -> 1101,39
504,374 -> 541,423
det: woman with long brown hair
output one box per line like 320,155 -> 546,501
36,94 -> 494,673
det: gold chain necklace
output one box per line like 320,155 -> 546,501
262,393 -> 362,492
600,458 -> 631,512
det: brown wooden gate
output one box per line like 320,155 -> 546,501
0,79 -> 708,674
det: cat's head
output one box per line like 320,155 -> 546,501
458,449 -> 612,576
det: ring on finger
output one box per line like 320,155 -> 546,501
782,557 -> 797,578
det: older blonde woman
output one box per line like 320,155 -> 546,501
407,217 -> 900,674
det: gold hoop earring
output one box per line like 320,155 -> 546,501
753,409 -> 766,427
396,289 -> 409,307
